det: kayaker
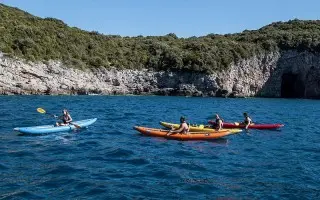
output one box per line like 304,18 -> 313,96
214,114 -> 223,131
243,112 -> 252,129
55,109 -> 73,126
167,116 -> 189,136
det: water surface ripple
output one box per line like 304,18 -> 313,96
0,96 -> 319,199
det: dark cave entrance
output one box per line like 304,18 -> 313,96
281,73 -> 305,98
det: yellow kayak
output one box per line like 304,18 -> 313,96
160,122 -> 242,134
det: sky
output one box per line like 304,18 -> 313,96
1,0 -> 320,37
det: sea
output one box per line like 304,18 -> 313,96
0,96 -> 319,199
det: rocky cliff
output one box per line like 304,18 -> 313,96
0,51 -> 319,98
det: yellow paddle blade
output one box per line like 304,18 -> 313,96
199,125 -> 204,129
37,108 -> 46,114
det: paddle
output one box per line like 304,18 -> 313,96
37,108 -> 81,129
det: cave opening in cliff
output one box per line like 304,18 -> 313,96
281,73 -> 305,98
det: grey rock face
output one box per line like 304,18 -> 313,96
0,50 -> 319,98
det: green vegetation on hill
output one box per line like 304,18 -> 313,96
1,3 -> 320,73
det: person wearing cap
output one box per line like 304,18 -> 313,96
166,116 -> 189,136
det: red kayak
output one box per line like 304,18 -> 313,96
208,120 -> 284,130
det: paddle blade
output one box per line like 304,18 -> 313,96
37,108 -> 46,114
71,122 -> 81,129
74,124 -> 81,129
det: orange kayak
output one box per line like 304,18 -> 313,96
134,126 -> 234,140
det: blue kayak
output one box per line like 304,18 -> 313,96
13,118 -> 97,134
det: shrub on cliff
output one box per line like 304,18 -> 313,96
1,4 -> 320,73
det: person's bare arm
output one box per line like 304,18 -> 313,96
170,126 -> 184,133
245,124 -> 249,130
167,124 -> 186,135
66,114 -> 73,123
218,121 -> 222,131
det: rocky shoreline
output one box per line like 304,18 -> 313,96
0,51 -> 319,98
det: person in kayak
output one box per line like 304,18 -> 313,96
243,112 -> 252,129
214,114 -> 223,131
167,116 -> 189,136
55,109 -> 73,126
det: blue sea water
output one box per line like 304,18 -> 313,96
0,96 -> 320,199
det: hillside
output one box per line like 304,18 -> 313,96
1,3 -> 320,74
